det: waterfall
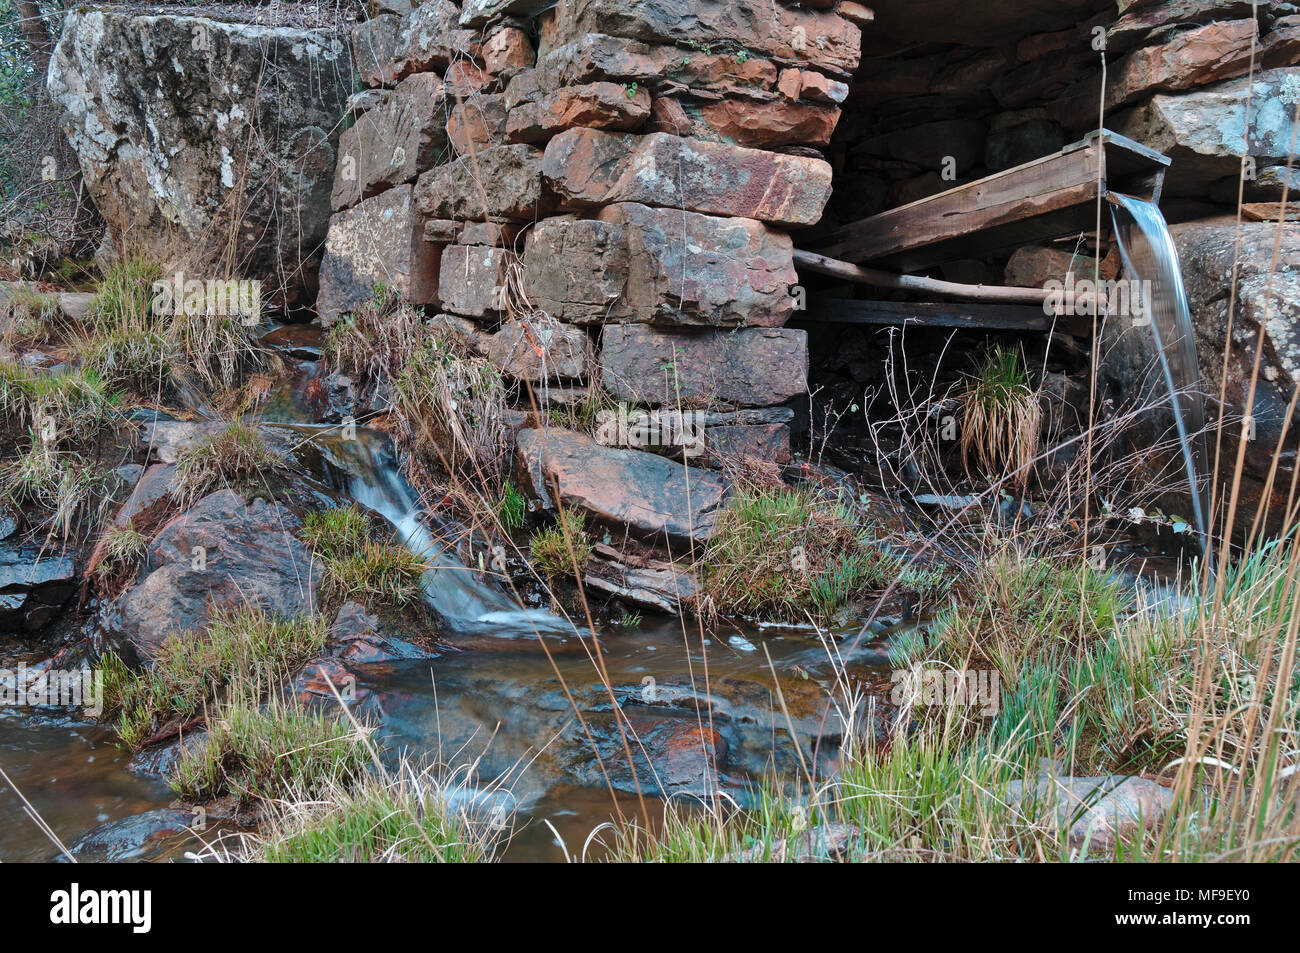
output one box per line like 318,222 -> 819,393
1108,192 -> 1211,553
304,426 -> 577,636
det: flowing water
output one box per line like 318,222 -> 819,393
0,405 -> 901,861
1108,192 -> 1212,553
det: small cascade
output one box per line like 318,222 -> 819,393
1108,192 -> 1212,553
289,424 -> 576,635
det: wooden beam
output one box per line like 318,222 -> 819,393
794,248 -> 1061,305
811,130 -> 1169,271
798,298 -> 1085,333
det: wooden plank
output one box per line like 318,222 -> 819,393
798,298 -> 1084,333
812,130 -> 1170,272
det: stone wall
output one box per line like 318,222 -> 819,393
319,0 -> 866,477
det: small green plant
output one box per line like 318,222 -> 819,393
495,480 -> 526,532
250,763 -> 503,863
93,524 -> 149,584
304,505 -> 428,610
617,610 -> 643,630
958,345 -> 1042,488
700,486 -> 900,624
100,606 -> 328,749
171,421 -> 286,507
170,695 -> 370,804
529,509 -> 593,580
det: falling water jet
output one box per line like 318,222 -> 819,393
1107,192 -> 1212,561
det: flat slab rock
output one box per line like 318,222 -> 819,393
542,128 -> 833,227
516,428 -> 727,544
600,324 -> 808,408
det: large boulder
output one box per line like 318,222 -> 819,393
47,10 -> 352,294
1115,68 -> 1300,196
516,428 -> 728,543
101,490 -> 319,664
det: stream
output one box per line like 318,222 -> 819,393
0,370 -> 900,862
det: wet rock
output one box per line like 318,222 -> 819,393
551,0 -> 862,78
318,184 -> 442,320
600,325 -> 808,408
485,317 -> 591,382
113,464 -> 178,530
1115,68 -> 1300,196
542,128 -> 833,226
414,144 -> 552,221
292,656 -> 370,708
524,205 -> 797,326
62,809 -> 199,863
103,490 -> 319,663
0,542 -> 77,633
261,323 -> 325,362
516,428 -> 728,543
127,729 -> 207,778
583,543 -> 697,614
47,10 -> 350,291
325,600 -> 438,663
332,72 -> 449,210
1006,775 -> 1175,851
438,244 -> 510,319
506,82 -> 652,144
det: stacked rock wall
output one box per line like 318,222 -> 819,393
319,0 -> 866,472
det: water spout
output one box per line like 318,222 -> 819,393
1107,191 -> 1212,556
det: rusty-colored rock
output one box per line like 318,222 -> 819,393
506,82 -> 652,144
515,427 -> 728,543
551,0 -> 862,77
446,93 -> 507,156
1108,18 -> 1258,109
542,128 -> 833,226
694,96 -> 840,148
485,317 -> 590,381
